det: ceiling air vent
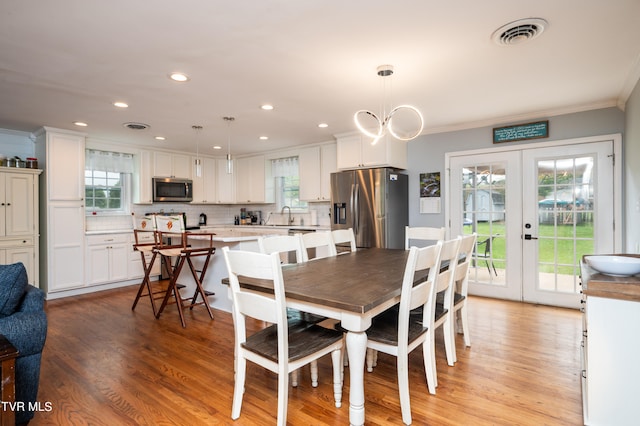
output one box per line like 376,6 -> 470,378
123,122 -> 150,130
492,18 -> 548,46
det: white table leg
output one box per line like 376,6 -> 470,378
346,330 -> 367,426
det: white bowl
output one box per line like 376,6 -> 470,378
585,255 -> 640,277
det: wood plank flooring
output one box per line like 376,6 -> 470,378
33,285 -> 583,425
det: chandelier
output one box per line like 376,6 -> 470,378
354,65 -> 424,145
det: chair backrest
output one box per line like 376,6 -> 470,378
258,234 -> 304,264
331,228 -> 357,254
222,247 -> 289,359
131,214 -> 157,245
405,226 -> 445,250
300,231 -> 337,262
434,236 -> 462,307
398,242 -> 443,343
454,233 -> 477,296
154,214 -> 187,247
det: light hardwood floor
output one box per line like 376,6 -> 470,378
33,285 -> 583,425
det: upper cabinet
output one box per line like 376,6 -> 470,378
135,150 -> 153,204
153,152 -> 191,178
235,155 -> 273,204
191,156 -> 217,204
37,130 -> 85,200
299,144 -> 337,202
336,134 -> 407,170
215,158 -> 235,204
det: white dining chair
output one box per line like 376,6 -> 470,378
449,233 -> 477,361
222,247 -> 344,425
300,231 -> 337,262
363,242 -> 442,424
257,233 -> 325,386
331,228 -> 357,254
404,226 -> 445,249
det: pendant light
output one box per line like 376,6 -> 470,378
354,65 -> 424,145
223,116 -> 235,174
192,125 -> 203,177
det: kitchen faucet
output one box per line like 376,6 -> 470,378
281,206 -> 293,225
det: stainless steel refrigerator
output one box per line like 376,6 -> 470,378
330,168 -> 408,249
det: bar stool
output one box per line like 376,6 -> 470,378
131,214 -> 163,316
154,215 -> 216,327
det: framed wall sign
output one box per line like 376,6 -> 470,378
493,120 -> 549,143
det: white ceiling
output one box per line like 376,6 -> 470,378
1,0 -> 639,156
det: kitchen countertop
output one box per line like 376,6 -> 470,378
581,254 -> 640,302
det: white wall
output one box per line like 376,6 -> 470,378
624,79 -> 640,253
0,129 -> 35,160
406,107 -> 625,235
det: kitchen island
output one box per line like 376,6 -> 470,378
580,255 -> 640,426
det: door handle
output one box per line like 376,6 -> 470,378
524,234 -> 538,240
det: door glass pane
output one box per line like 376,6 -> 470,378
536,157 -> 594,294
462,164 -> 506,286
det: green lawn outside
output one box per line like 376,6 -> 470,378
465,221 -> 594,275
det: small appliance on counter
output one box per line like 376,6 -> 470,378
199,213 -> 207,226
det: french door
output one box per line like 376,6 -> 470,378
448,136 -> 620,308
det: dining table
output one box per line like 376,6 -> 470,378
226,247 -> 413,426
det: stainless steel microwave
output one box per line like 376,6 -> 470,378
152,177 -> 193,202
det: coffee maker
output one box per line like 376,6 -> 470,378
199,213 -> 207,226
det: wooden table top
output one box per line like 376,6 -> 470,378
233,248 -> 411,314
581,254 -> 640,302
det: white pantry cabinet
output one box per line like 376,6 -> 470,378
35,127 -> 86,293
0,168 -> 40,286
336,133 -> 407,170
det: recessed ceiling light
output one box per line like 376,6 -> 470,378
113,101 -> 128,108
213,146 -> 222,150
154,136 -> 166,141
73,121 -> 88,127
169,72 -> 190,82
261,104 -> 274,110
259,136 -> 269,140
318,123 -> 328,128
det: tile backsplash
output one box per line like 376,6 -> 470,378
86,202 -> 331,231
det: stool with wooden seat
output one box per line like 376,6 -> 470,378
131,214 -> 164,316
154,215 -> 216,328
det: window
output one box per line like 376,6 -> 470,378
85,149 -> 134,214
272,156 -> 307,211
85,170 -> 124,210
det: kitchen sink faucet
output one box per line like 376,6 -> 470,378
281,206 -> 293,225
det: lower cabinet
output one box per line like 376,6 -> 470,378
128,233 -> 161,280
85,234 -> 129,285
0,238 -> 36,286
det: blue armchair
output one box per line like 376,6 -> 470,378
0,263 -> 47,425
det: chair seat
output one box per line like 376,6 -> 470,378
366,314 -> 428,346
134,244 -> 155,253
243,322 -> 344,363
157,247 -> 184,257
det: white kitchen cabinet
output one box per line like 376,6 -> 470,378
135,150 -> 154,204
191,156 -> 217,204
299,144 -> 337,202
215,158 -> 235,203
580,262 -> 640,426
0,238 -> 36,286
336,133 -> 407,170
128,232 -> 161,280
153,152 -> 191,178
85,233 -> 129,285
236,155 -> 272,204
35,127 -> 86,293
